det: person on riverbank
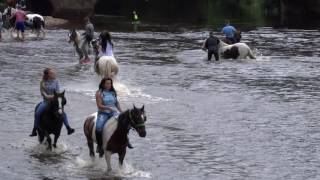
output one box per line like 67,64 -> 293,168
29,68 -> 75,137
132,11 -> 140,32
202,31 -> 220,61
221,20 -> 237,44
81,17 -> 94,63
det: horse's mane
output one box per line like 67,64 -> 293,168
117,110 -> 131,129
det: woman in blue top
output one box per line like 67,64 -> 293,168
95,77 -> 127,156
29,68 -> 75,136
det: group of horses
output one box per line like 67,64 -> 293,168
33,26 -> 257,172
2,7 -> 45,39
68,29 -> 119,78
36,90 -> 146,171
35,29 -> 142,172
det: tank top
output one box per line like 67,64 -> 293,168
99,90 -> 117,113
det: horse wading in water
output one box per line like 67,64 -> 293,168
83,105 -> 147,171
36,91 -> 66,150
90,37 -> 119,78
2,6 -> 16,36
68,29 -> 90,64
25,14 -> 45,38
218,40 -> 255,59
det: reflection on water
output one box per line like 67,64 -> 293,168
0,27 -> 319,179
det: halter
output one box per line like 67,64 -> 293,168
128,110 -> 145,129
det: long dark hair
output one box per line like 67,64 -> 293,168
99,77 -> 117,97
42,68 -> 51,81
100,31 -> 113,53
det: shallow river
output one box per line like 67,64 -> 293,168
0,27 -> 320,180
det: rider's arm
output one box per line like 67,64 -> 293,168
95,91 -> 113,111
40,81 -> 53,100
115,100 -> 122,113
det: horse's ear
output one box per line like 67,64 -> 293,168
133,104 -> 137,110
62,90 -> 65,96
141,105 -> 144,112
53,90 -> 57,96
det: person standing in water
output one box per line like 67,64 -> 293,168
81,17 -> 94,63
202,31 -> 220,61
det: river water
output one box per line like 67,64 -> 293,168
0,27 -> 320,180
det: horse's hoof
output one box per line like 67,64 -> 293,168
107,168 -> 112,173
53,144 -> 57,148
90,152 -> 95,157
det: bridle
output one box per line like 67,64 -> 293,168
128,110 -> 145,129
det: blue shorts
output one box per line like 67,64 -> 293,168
15,22 -> 25,32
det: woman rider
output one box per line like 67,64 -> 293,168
29,68 -> 75,136
95,77 -> 133,157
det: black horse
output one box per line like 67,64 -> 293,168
84,105 -> 147,171
36,91 -> 66,150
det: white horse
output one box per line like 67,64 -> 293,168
219,40 -> 256,59
91,38 -> 119,78
95,56 -> 119,78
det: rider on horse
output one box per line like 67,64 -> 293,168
29,68 -> 75,137
81,17 -> 94,63
95,78 -> 133,157
222,20 -> 237,44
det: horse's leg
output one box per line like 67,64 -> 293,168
248,49 -> 256,59
53,134 -> 60,148
118,149 -> 126,169
87,137 -> 95,157
105,151 -> 112,172
46,134 -> 52,150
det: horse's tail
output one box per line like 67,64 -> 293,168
41,19 -> 45,28
98,56 -> 118,78
83,113 -> 96,140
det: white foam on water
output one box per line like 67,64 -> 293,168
112,161 -> 152,178
72,156 -> 152,178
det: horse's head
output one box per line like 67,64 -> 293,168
3,7 -> 12,16
52,90 -> 67,116
68,29 -> 79,44
129,105 -> 147,137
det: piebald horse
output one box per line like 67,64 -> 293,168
83,105 -> 146,171
25,14 -> 45,38
219,40 -> 256,59
2,6 -> 16,36
68,29 -> 88,64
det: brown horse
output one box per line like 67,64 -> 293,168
83,105 -> 147,171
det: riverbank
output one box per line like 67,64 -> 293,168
44,16 -> 70,28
